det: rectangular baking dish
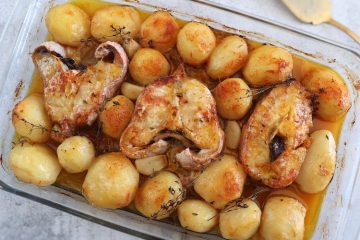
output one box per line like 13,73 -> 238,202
0,0 -> 359,239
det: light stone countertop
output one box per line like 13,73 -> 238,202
0,0 -> 359,240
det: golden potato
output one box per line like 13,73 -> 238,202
177,199 -> 218,233
140,11 -> 179,52
207,35 -> 248,79
100,95 -> 134,139
91,6 -> 141,42
135,171 -> 184,219
301,69 -> 351,121
135,155 -> 168,176
260,197 -> 306,240
296,130 -> 336,193
46,3 -> 90,47
10,142 -> 61,186
57,136 -> 95,173
243,45 -> 293,87
214,78 -> 252,120
129,48 -> 170,85
120,82 -> 144,100
82,152 -> 139,209
12,94 -> 52,143
194,155 -> 246,209
219,199 -> 261,240
224,121 -> 241,149
177,22 -> 216,65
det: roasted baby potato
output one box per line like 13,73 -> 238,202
296,130 -> 336,193
46,3 -> 91,47
260,196 -> 306,240
135,155 -> 168,176
140,11 -> 179,52
135,171 -> 184,219
100,95 -> 134,139
224,121 -> 241,149
120,82 -> 144,100
194,155 -> 246,209
177,199 -> 218,233
214,78 -> 252,120
243,45 -> 293,87
219,199 -> 261,240
177,22 -> 216,65
207,35 -> 248,80
57,136 -> 95,173
301,69 -> 351,121
129,48 -> 170,85
82,152 -> 139,209
12,94 -> 52,143
10,142 -> 61,186
91,6 -> 141,42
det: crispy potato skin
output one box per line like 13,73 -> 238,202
82,152 -> 139,209
260,197 -> 306,240
10,142 -> 61,186
214,78 -> 252,120
140,11 -> 179,52
243,45 -> 293,87
194,155 -> 246,209
207,35 -> 248,79
135,171 -> 183,219
176,22 -> 216,65
100,95 -> 134,139
129,48 -> 170,86
46,3 -> 90,47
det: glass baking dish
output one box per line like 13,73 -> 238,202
0,0 -> 359,239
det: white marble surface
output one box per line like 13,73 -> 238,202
0,0 -> 359,240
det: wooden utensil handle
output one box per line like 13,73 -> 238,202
328,18 -> 360,45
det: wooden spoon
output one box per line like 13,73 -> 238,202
282,0 -> 360,44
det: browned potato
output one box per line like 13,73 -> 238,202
100,95 -> 134,139
140,11 -> 179,52
178,199 -> 218,233
177,22 -> 216,65
207,35 -> 248,79
120,82 -> 144,100
301,69 -> 351,121
260,196 -> 306,240
135,171 -> 183,219
12,94 -> 52,143
91,6 -> 141,42
129,48 -> 170,85
214,78 -> 252,120
135,155 -> 168,176
82,152 -> 139,209
224,120 -> 241,149
194,155 -> 246,209
243,45 -> 293,87
10,142 -> 61,186
46,3 -> 90,47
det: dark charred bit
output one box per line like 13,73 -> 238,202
147,39 -> 154,48
61,57 -> 88,71
270,135 -> 285,162
285,77 -> 296,85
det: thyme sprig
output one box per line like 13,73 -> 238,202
150,187 -> 186,220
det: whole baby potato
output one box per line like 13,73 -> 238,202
214,78 -> 252,120
140,11 -> 179,52
219,199 -> 261,240
177,199 -> 218,233
260,196 -> 306,240
177,22 -> 216,65
129,48 -> 170,85
243,45 -> 293,87
296,130 -> 336,193
57,136 -> 95,173
10,142 -> 61,186
46,3 -> 90,47
194,155 -> 246,209
100,95 -> 134,139
91,6 -> 141,42
207,35 -> 248,80
82,152 -> 139,209
301,69 -> 351,121
135,171 -> 184,219
12,94 -> 52,143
